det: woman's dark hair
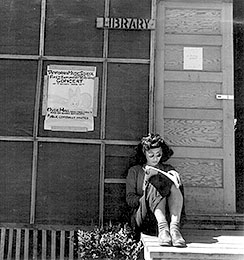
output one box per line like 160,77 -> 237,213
133,133 -> 174,165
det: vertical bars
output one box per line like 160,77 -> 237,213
51,230 -> 56,259
0,228 -> 6,260
24,229 -> 29,260
0,227 -> 76,260
69,230 -> 74,260
33,230 -> 38,260
60,230 -> 65,260
15,229 -> 21,260
6,229 -> 13,260
42,230 -> 47,260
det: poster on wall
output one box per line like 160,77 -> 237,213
44,65 -> 97,132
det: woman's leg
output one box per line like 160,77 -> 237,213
154,198 -> 172,246
168,185 -> 186,247
168,184 -> 183,222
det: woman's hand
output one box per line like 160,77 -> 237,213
144,165 -> 159,179
142,165 -> 159,190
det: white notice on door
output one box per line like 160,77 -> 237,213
183,47 -> 203,70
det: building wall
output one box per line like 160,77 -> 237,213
0,0 -> 240,226
0,0 -> 152,225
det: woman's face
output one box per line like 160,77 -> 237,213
145,147 -> 162,166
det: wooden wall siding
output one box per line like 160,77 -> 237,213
164,82 -> 222,109
164,119 -> 223,147
169,158 -> 223,188
165,45 -> 221,71
0,142 -> 33,222
165,9 -> 221,34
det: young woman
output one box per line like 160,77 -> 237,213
126,133 -> 186,247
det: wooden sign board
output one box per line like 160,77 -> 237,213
96,17 -> 155,30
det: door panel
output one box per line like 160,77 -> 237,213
155,0 -> 235,213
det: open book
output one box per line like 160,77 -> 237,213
143,165 -> 181,189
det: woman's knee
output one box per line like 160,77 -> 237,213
169,185 -> 183,202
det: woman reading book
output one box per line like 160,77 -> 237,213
126,133 -> 186,247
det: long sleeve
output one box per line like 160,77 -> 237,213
126,166 -> 144,209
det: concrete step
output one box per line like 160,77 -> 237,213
184,213 -> 244,230
142,229 -> 244,260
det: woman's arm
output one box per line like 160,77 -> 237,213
126,167 -> 142,208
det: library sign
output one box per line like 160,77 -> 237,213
96,17 -> 155,30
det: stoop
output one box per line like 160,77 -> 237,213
141,229 -> 244,260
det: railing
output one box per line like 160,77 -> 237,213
0,223 -> 91,260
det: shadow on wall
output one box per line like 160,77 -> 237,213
234,0 -> 244,213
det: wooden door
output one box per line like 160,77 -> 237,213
155,0 -> 235,213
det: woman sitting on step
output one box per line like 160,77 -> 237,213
126,133 -> 186,247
